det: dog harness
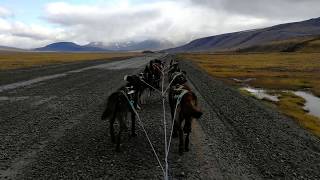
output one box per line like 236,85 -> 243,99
173,85 -> 189,103
120,86 -> 135,107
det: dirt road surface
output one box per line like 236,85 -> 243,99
0,54 -> 319,179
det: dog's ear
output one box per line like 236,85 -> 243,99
124,75 -> 128,81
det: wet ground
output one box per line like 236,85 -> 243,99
241,87 -> 320,118
294,91 -> 320,118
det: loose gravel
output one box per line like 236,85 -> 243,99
0,56 -> 319,179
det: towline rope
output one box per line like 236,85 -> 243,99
121,61 -> 184,180
160,70 -> 169,180
148,65 -> 184,180
120,91 -> 165,174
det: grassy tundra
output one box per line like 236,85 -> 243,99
181,52 -> 320,137
0,52 -> 140,70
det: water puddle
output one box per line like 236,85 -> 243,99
232,78 -> 256,83
241,87 -> 279,102
294,91 -> 320,118
242,87 -> 320,118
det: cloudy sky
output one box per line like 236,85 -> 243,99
0,0 -> 319,49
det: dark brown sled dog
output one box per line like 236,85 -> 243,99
169,83 -> 203,155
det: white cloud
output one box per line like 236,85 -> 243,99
0,34 -> 51,49
44,1 -> 163,44
0,18 -> 67,48
0,1 -> 319,49
190,0 -> 320,21
0,6 -> 69,48
43,1 -> 273,46
0,18 -> 11,31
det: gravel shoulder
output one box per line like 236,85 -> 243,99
0,55 -> 319,179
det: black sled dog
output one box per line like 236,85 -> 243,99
101,75 -> 142,152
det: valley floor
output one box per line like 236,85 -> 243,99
0,55 -> 319,179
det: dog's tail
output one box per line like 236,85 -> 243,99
101,93 -> 118,120
192,107 -> 203,119
186,92 -> 203,119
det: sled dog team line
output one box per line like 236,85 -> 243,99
101,57 -> 203,155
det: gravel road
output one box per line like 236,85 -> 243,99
0,54 -> 319,179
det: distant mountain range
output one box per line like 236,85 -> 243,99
34,42 -> 107,52
0,46 -> 26,52
164,17 -> 320,53
32,39 -> 174,52
87,39 -> 174,51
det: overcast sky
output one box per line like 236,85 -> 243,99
0,0 -> 319,49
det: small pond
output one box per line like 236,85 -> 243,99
242,87 -> 320,119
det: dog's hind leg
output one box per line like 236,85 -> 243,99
168,93 -> 174,120
172,107 -> 180,138
141,91 -> 145,104
178,118 -> 184,155
110,111 -> 116,143
178,127 -> 184,155
185,131 -> 190,152
130,110 -> 137,137
116,112 -> 127,152
184,118 -> 192,152
138,90 -> 144,106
